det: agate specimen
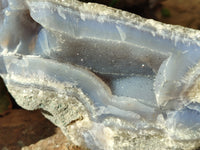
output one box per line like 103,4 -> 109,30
1,0 -> 200,149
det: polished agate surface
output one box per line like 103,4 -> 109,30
1,0 -> 200,149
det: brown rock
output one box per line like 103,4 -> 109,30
0,109 -> 84,150
22,128 -> 83,150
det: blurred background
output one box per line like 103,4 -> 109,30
0,0 -> 200,149
80,0 -> 200,29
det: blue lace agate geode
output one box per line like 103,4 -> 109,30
1,0 -> 200,149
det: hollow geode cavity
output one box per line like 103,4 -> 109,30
1,0 -> 200,149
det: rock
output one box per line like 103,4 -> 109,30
0,109 -> 83,150
22,128 -> 84,150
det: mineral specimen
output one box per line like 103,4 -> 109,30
1,0 -> 200,149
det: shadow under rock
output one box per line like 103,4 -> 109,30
0,76 -> 21,111
0,109 -> 57,150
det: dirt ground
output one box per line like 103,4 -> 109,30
155,0 -> 200,29
0,0 -> 200,150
